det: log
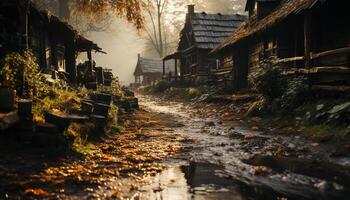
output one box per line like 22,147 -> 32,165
0,111 -> 19,131
312,85 -> 350,92
311,47 -> 350,60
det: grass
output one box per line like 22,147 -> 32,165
302,125 -> 348,143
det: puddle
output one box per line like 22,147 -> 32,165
140,162 -> 283,200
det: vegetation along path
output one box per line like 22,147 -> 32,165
1,94 -> 350,200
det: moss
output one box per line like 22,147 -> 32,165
302,125 -> 347,143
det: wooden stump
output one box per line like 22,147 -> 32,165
91,115 -> 107,137
18,99 -> 33,116
93,103 -> 110,117
86,82 -> 97,90
81,101 -> 94,115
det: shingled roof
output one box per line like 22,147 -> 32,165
188,13 -> 246,49
134,57 -> 175,76
212,0 -> 324,53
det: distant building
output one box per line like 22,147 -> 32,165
163,5 -> 246,85
134,54 -> 175,86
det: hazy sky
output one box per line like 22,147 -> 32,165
82,20 -> 145,86
82,0 -> 246,86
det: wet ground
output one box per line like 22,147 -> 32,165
136,95 -> 350,200
1,95 -> 350,199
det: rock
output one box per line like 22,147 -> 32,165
251,126 -> 259,131
288,143 -> 296,149
310,143 -> 319,147
244,135 -> 253,140
316,104 -> 325,111
314,181 -> 328,191
328,102 -> 350,114
253,165 -> 269,176
206,121 -> 215,127
333,183 -> 345,191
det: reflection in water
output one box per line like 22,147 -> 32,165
141,163 -> 246,200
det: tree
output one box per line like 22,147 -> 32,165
143,0 -> 167,57
141,0 -> 245,58
34,0 -> 145,29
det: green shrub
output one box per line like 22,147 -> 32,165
0,50 -> 48,98
280,76 -> 309,110
187,87 -> 201,99
155,80 -> 170,93
249,59 -> 286,102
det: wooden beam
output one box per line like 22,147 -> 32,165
175,59 -> 178,81
304,12 -> 312,68
274,56 -> 304,64
311,47 -> 350,60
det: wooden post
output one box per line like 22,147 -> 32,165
304,12 -> 312,68
175,59 -> 178,81
162,59 -> 166,77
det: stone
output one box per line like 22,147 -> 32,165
316,104 -> 325,111
328,102 -> 350,114
314,181 -> 328,191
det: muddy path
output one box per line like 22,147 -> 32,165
138,95 -> 350,200
0,95 -> 350,199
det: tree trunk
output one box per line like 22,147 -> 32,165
58,0 -> 70,20
157,3 -> 163,57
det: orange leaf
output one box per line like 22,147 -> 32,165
24,188 -> 48,196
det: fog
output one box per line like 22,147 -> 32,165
79,0 -> 246,86
79,20 -> 145,86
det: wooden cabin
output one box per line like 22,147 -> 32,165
0,0 -> 104,85
134,54 -> 175,86
164,5 -> 246,85
212,0 -> 350,92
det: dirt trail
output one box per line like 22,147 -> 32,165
1,95 -> 350,199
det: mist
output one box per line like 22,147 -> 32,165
81,20 -> 145,86
78,0 -> 246,86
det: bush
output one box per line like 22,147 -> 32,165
155,80 -> 170,93
280,76 -> 309,110
249,59 -> 286,102
0,50 -> 48,98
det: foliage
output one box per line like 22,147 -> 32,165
65,122 -> 96,155
186,87 -> 201,99
32,88 -> 81,122
154,80 -> 170,93
71,0 -> 145,29
280,76 -> 309,111
249,59 -> 287,102
0,51 -> 48,98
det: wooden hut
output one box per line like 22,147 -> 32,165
0,0 -> 104,85
134,54 -> 175,86
163,5 -> 246,85
212,0 -> 350,92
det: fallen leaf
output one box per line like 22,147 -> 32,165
253,166 -> 269,176
244,135 -> 253,140
24,188 -> 48,196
